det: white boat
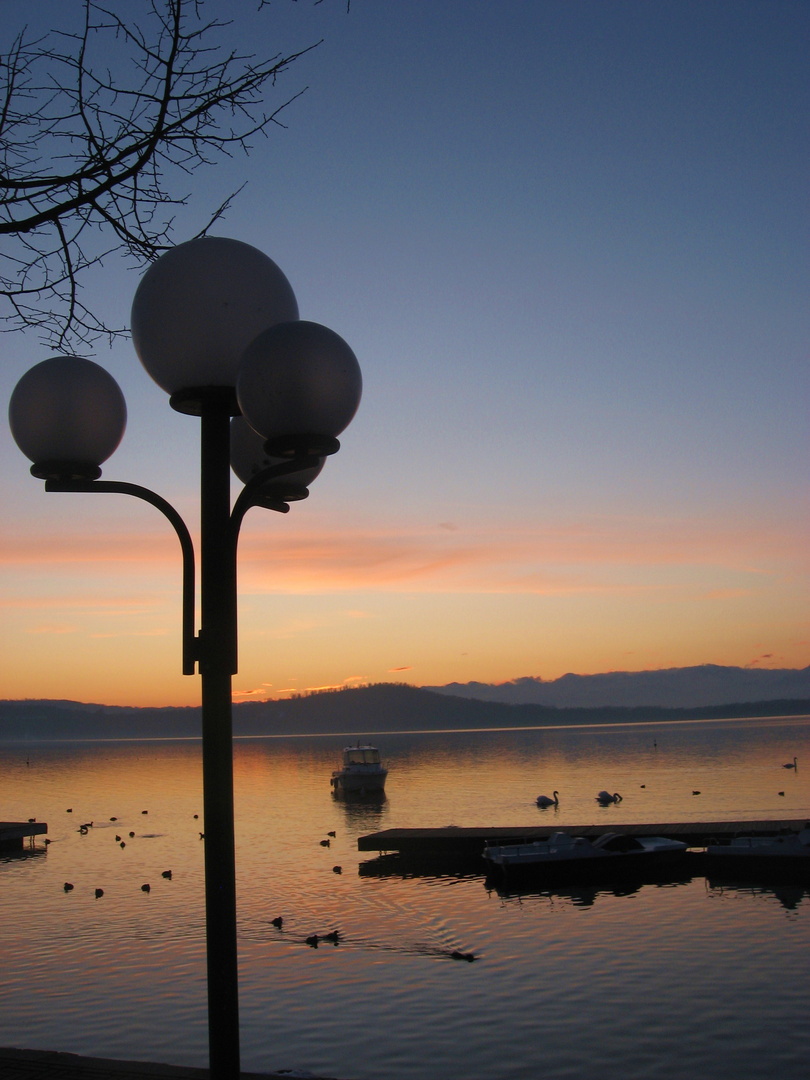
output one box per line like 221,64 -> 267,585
705,827 -> 810,877
330,744 -> 388,794
482,831 -> 687,878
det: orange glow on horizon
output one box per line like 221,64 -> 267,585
1,509 -> 807,708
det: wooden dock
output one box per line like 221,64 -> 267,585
358,819 -> 809,859
0,821 -> 48,851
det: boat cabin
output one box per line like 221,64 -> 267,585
343,746 -> 382,766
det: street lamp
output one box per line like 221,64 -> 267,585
8,237 -> 362,1080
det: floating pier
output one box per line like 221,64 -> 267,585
0,821 -> 48,852
358,819 -> 809,861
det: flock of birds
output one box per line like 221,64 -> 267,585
536,757 -> 799,809
60,809 -> 183,899
59,813 -> 356,952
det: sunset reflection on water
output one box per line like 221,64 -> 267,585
2,716 -> 809,1080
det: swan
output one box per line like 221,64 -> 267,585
536,791 -> 559,808
596,790 -> 622,804
783,757 -> 798,770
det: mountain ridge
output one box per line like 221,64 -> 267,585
425,663 -> 810,709
1,676 -> 809,741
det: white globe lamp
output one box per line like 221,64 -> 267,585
236,320 -> 362,457
9,356 -> 127,479
130,236 -> 299,412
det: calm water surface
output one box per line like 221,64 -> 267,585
2,715 -> 810,1079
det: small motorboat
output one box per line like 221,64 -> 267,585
482,831 -> 687,880
704,826 -> 810,880
330,744 -> 388,795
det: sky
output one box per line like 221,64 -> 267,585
1,0 -> 808,707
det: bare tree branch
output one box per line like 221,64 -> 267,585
0,0 -> 335,349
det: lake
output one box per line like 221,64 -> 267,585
2,714 -> 810,1079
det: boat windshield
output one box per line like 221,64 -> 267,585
344,747 -> 380,765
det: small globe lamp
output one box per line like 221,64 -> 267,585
8,356 -> 127,480
230,415 -> 325,502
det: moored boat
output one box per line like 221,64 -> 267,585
330,744 -> 388,794
482,831 -> 687,880
703,826 -> 810,880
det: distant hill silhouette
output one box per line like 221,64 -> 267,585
1,678 -> 809,741
425,664 -> 810,709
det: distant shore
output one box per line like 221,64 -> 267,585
1,683 -> 809,742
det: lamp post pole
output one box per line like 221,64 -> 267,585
9,237 -> 363,1080
198,396 -> 241,1079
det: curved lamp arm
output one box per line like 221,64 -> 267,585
229,455 -> 322,538
44,479 -> 198,675
43,458 -> 323,677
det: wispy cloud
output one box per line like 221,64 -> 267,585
2,513 -> 805,599
745,652 -> 780,668
234,674 -> 368,700
234,514 -> 807,595
0,531 -> 178,568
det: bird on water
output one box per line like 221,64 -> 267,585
783,757 -> 798,770
596,791 -> 622,804
536,791 -> 559,808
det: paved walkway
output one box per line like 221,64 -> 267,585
0,1049 -> 340,1080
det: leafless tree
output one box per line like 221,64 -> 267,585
0,0 -> 336,350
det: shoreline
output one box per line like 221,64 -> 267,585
0,1047 -> 342,1080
